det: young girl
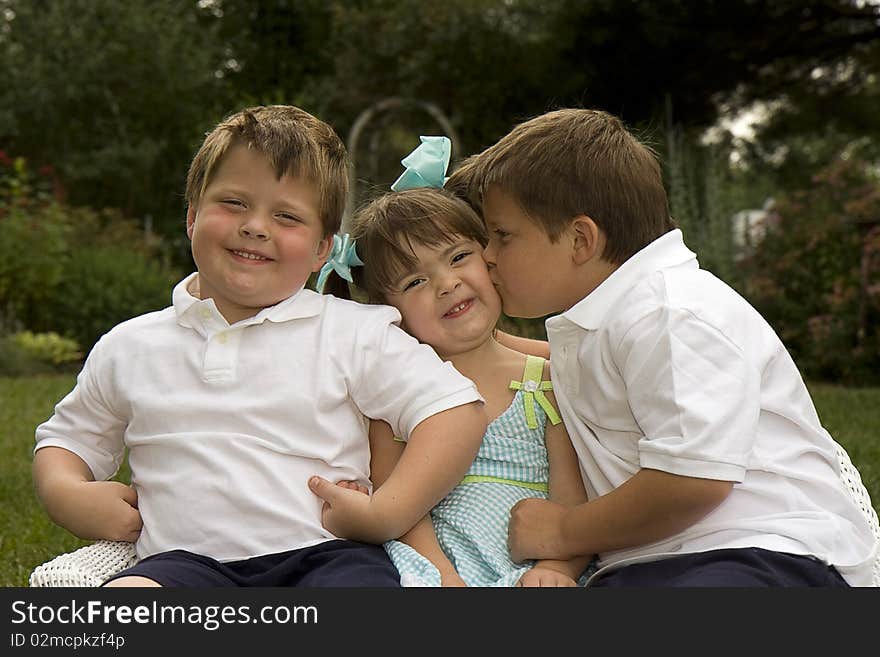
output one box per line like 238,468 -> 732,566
323,182 -> 592,586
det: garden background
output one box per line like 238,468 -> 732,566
2,0 -> 879,586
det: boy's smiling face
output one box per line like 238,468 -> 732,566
186,143 -> 332,323
481,185 -> 580,319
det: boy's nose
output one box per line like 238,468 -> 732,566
482,242 -> 496,265
239,215 -> 270,240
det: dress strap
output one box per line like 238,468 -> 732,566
508,355 -> 562,429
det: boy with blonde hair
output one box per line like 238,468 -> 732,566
470,108 -> 877,586
33,105 -> 486,587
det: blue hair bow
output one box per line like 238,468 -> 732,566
390,135 -> 451,191
316,233 -> 363,293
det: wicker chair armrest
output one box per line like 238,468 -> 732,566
833,441 -> 880,587
29,540 -> 138,587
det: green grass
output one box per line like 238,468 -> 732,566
1,375 -> 878,587
807,382 -> 880,507
1,375 -> 89,587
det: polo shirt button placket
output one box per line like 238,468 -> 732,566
199,303 -> 236,380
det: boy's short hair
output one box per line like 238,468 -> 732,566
472,108 -> 676,264
444,156 -> 482,214
350,188 -> 488,302
185,105 -> 349,236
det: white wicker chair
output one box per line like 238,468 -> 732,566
29,442 -> 880,587
29,537 -> 138,587
833,441 -> 880,586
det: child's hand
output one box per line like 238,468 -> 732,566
308,475 -> 379,542
63,481 -> 142,542
516,566 -> 577,587
335,480 -> 370,495
508,498 -> 569,563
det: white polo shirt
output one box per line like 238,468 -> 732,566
545,230 -> 877,585
35,273 -> 482,562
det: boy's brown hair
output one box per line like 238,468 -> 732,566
185,105 -> 349,237
444,157 -> 482,214
336,188 -> 487,303
471,108 -> 676,264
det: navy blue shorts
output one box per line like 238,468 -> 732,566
102,539 -> 401,587
589,547 -> 850,587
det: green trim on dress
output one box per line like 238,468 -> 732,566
508,354 -> 561,429
460,474 -> 549,492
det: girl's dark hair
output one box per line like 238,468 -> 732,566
324,187 -> 487,303
322,264 -> 355,299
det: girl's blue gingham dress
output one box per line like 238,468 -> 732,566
385,355 -> 568,587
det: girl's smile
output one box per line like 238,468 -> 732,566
442,298 -> 474,319
386,236 -> 501,360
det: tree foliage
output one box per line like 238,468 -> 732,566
738,157 -> 880,384
1,0 -> 879,262
304,0 -> 880,153
0,0 -> 233,240
0,151 -> 179,355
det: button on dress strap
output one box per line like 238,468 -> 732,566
508,355 -> 562,429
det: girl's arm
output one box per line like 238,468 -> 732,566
495,330 -> 550,359
525,412 -> 593,582
310,401 -> 487,544
368,420 -> 466,586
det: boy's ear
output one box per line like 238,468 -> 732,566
570,215 -> 604,265
185,206 -> 197,240
311,234 -> 334,272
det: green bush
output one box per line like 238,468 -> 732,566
0,336 -> 49,376
497,314 -> 547,341
0,205 -> 70,332
0,331 -> 80,376
0,150 -> 59,212
1,153 -> 181,352
29,246 -> 177,354
13,331 -> 82,366
738,158 -> 880,384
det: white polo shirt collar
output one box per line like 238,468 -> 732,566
559,229 -> 697,331
172,272 -> 324,335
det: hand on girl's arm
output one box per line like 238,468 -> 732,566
508,468 -> 734,563
310,402 -> 486,544
334,480 -> 370,494
32,446 -> 142,542
526,389 -> 593,583
328,419 -> 469,586
367,420 -> 468,585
